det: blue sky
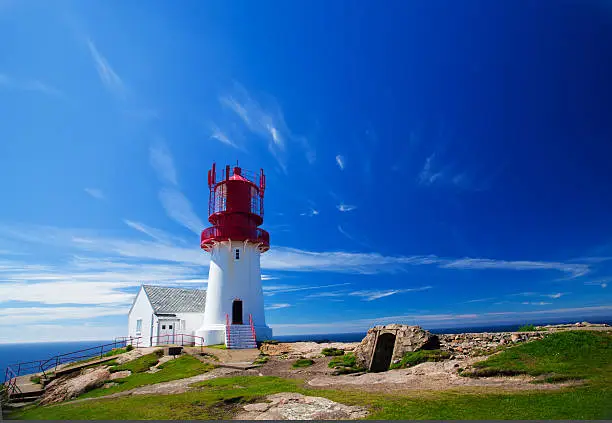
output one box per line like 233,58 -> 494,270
1,0 -> 612,343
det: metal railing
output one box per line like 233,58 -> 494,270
148,334 -> 205,352
3,366 -> 22,399
4,338 -> 138,382
201,226 -> 270,249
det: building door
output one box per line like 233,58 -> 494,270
232,300 -> 243,324
158,320 -> 179,345
370,333 -> 396,372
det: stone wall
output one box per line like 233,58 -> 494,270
438,331 -> 546,358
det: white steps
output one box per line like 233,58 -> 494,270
226,324 -> 257,349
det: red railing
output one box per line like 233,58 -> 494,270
201,226 -> 269,251
226,314 -> 231,347
249,314 -> 257,344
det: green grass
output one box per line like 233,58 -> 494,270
79,355 -> 215,399
206,344 -> 227,350
292,358 -> 314,368
462,331 -> 612,381
261,339 -> 279,345
389,349 -> 451,369
111,350 -> 163,374
321,347 -> 344,356
12,331 -> 612,420
13,373 -> 612,420
29,375 -> 41,384
517,324 -> 545,332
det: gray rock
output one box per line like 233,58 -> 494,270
235,392 -> 368,420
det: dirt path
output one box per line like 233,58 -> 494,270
306,357 -> 581,393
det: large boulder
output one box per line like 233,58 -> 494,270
354,325 -> 439,371
235,392 -> 368,420
40,366 -> 111,405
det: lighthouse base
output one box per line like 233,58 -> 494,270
195,324 -> 273,347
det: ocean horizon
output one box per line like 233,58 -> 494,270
2,317 -> 610,376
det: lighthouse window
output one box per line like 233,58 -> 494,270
235,248 -> 240,260
135,319 -> 142,334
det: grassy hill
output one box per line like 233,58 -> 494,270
11,330 -> 612,420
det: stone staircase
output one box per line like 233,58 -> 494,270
225,324 -> 257,349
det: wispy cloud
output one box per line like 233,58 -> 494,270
265,303 -> 292,310
0,73 -> 62,96
210,124 -> 239,149
441,258 -> 589,278
87,39 -> 125,99
584,278 -> 609,288
150,141 -> 178,186
0,224 -> 597,278
521,301 -> 552,306
337,203 -> 357,212
158,188 -> 205,236
419,154 -> 443,185
219,82 -> 315,171
264,282 -> 350,295
84,188 -> 104,200
335,155 -> 345,170
300,208 -> 319,217
348,286 -> 432,301
124,220 -> 185,245
148,141 -> 205,235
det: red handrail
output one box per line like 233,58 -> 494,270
226,314 -> 231,348
249,314 -> 257,344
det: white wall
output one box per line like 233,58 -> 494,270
127,286 -> 154,347
196,240 -> 272,344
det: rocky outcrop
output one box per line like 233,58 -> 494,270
235,392 -> 368,420
353,325 -> 439,370
40,367 -> 111,405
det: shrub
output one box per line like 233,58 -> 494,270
321,347 -> 344,356
261,340 -> 279,345
389,349 -> 451,369
30,375 -> 41,384
253,354 -> 269,366
328,353 -> 364,374
517,324 -> 537,332
292,358 -> 314,368
126,345 -> 134,352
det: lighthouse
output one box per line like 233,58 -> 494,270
195,163 -> 273,348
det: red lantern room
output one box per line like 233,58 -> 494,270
201,163 -> 270,253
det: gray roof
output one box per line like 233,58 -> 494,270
143,285 -> 207,313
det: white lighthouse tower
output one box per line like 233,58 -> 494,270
195,163 -> 273,348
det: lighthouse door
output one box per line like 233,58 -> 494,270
232,300 -> 243,325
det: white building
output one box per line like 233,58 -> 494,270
127,285 -> 207,347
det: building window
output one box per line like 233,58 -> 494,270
169,325 -> 173,330
180,320 -> 186,331
234,248 -> 240,261
162,325 -> 166,330
136,319 -> 142,334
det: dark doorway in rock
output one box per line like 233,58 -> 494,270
370,333 -> 396,372
232,299 -> 243,324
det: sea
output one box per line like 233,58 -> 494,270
2,318 -> 610,376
